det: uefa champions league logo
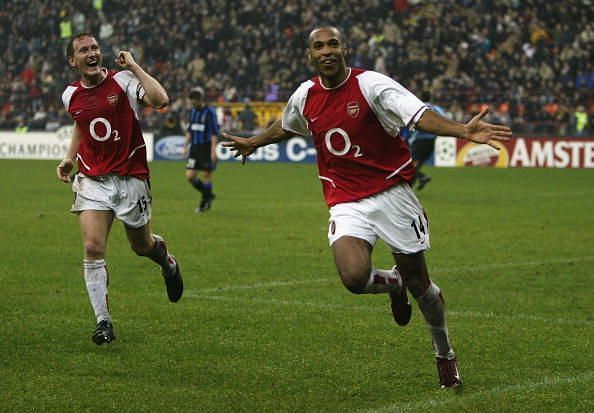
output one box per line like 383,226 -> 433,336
55,125 -> 74,141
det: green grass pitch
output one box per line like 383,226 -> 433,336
1,159 -> 592,412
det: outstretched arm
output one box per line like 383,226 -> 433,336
416,108 -> 512,149
115,51 -> 169,108
222,119 -> 294,164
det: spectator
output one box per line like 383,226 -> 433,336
159,111 -> 183,137
29,105 -> 48,130
14,114 -> 28,133
238,99 -> 258,132
572,105 -> 589,136
59,9 -> 72,40
264,79 -> 279,102
219,106 -> 238,131
0,0 -> 592,135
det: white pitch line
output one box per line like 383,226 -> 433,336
179,255 -> 594,327
198,279 -> 322,293
359,371 -> 594,413
434,255 -> 594,274
197,255 -> 594,293
187,293 -> 354,310
186,294 -> 594,327
524,191 -> 592,198
446,309 -> 594,327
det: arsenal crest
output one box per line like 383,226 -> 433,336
346,101 -> 359,118
107,93 -> 119,106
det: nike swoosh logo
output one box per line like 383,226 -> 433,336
310,117 -> 319,123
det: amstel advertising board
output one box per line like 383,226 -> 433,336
435,136 -> 594,168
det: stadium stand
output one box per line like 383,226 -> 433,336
0,0 -> 592,135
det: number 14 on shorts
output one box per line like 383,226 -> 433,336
411,214 -> 427,242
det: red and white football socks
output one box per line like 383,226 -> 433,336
147,234 -> 176,274
364,266 -> 404,294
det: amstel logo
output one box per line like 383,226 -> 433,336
456,142 -> 509,167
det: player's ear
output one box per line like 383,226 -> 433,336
67,56 -> 76,68
306,48 -> 312,61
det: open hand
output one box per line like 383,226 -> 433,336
465,108 -> 512,150
221,132 -> 255,165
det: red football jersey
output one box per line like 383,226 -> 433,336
282,68 -> 428,207
62,69 -> 149,179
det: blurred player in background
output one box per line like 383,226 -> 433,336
224,26 -> 511,388
56,33 -> 183,345
408,91 -> 449,190
184,86 -> 219,213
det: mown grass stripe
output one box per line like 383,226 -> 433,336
184,293 -> 594,327
361,371 -> 594,413
195,255 -> 594,293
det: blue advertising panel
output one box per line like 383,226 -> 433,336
154,135 -> 317,163
154,135 -> 186,160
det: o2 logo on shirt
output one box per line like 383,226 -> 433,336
324,128 -> 363,158
89,117 -> 120,142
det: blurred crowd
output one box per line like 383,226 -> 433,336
1,0 -> 592,136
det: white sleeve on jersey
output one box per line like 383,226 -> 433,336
357,71 -> 428,136
281,80 -> 315,136
62,86 -> 78,111
113,70 -> 145,120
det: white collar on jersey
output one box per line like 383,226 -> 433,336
318,67 -> 352,90
81,68 -> 108,89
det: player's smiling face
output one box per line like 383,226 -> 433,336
307,28 -> 348,87
69,36 -> 103,82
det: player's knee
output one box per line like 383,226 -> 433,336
343,282 -> 365,294
130,241 -> 152,256
338,269 -> 367,294
404,274 -> 430,298
83,241 -> 105,259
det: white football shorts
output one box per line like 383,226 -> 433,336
71,173 -> 152,228
328,183 -> 430,254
